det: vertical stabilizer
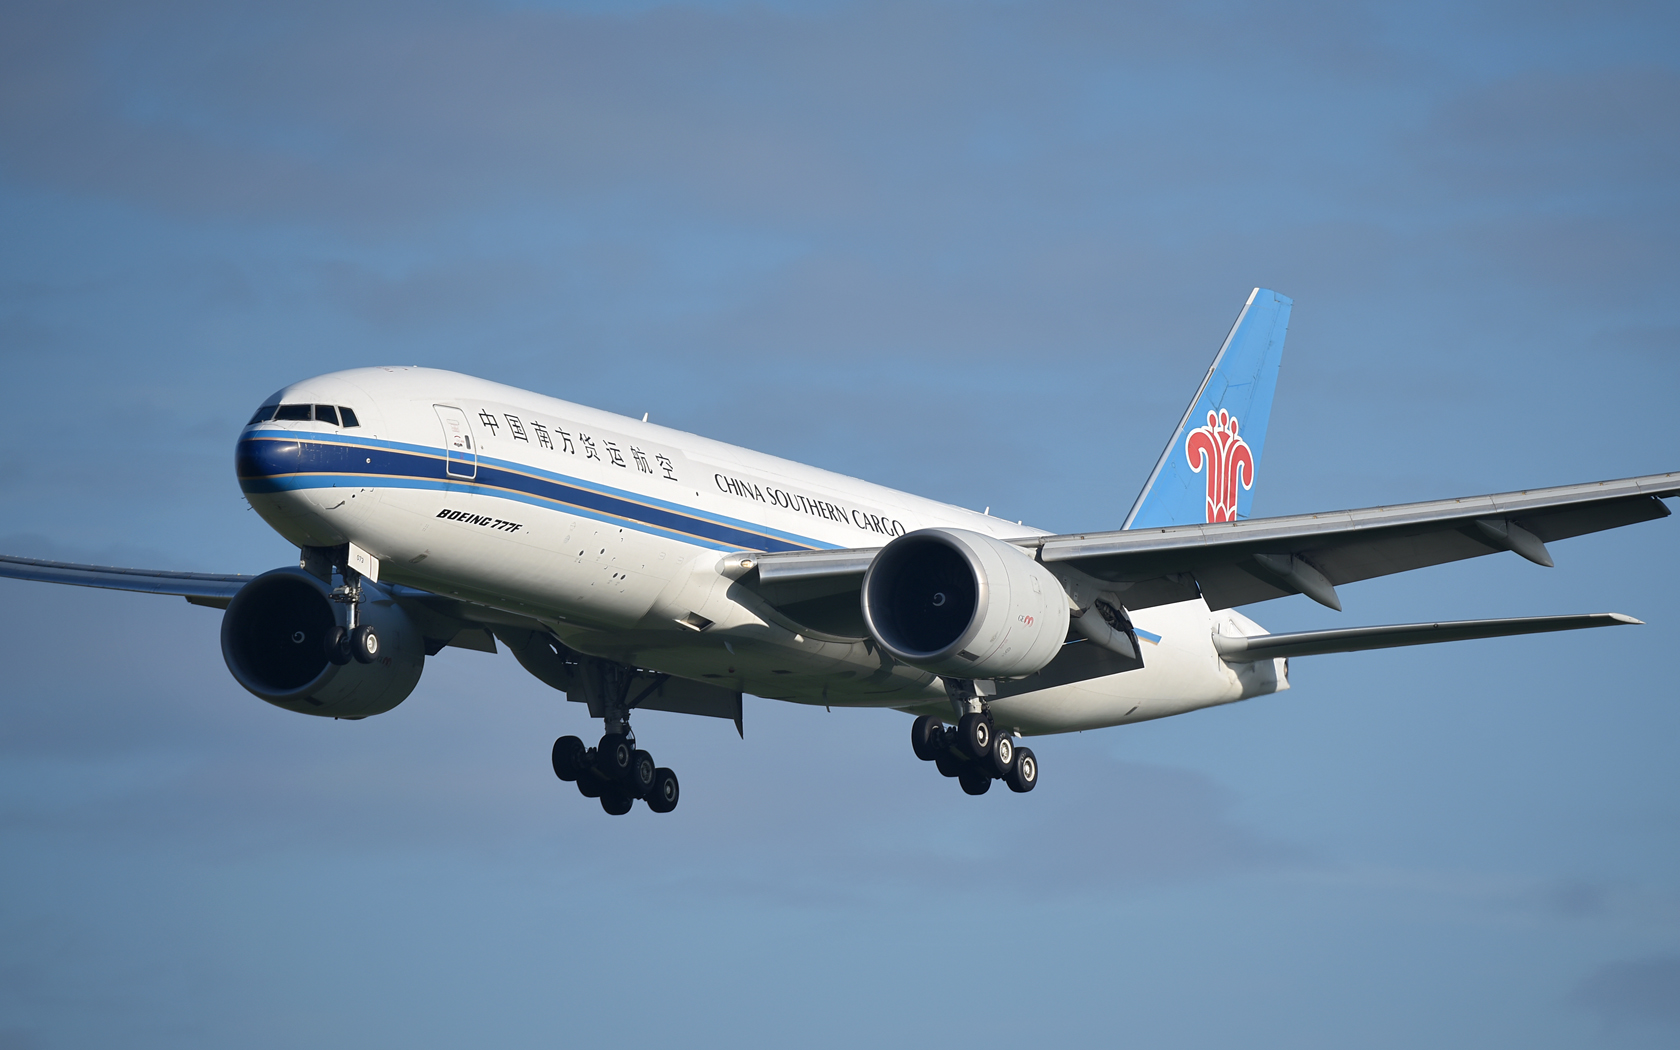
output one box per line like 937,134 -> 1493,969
1124,288 -> 1292,529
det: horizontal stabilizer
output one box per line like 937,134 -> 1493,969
1214,612 -> 1641,661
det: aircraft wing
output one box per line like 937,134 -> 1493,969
1035,470 -> 1679,610
0,554 -> 255,608
748,470 -> 1680,615
0,553 -> 542,651
1212,612 -> 1640,661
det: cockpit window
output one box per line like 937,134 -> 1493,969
262,403 -> 360,426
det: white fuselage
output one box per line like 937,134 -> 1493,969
239,367 -> 1287,735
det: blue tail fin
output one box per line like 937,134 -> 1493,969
1124,288 -> 1292,529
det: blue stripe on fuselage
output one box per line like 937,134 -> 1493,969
236,430 -> 836,553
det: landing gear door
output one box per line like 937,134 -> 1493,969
434,405 -> 477,479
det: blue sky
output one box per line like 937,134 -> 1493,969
2,1 -> 1678,1046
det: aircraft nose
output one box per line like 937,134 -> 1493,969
237,394 -> 371,493
235,432 -> 309,493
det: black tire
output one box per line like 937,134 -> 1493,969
551,736 -> 586,781
628,750 -> 657,798
988,733 -> 1016,779
910,715 -> 943,761
958,769 -> 992,796
934,753 -> 965,778
576,775 -> 603,799
1006,747 -> 1038,793
645,768 -> 680,813
350,624 -> 380,664
596,733 -> 634,780
323,626 -> 351,666
957,712 -> 993,760
600,792 -> 633,816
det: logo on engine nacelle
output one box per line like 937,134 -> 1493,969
1185,408 -> 1254,523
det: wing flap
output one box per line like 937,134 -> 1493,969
1214,612 -> 1641,661
1192,560 -> 1298,609
1518,493 -> 1673,543
994,638 -> 1145,696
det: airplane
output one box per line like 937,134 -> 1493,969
3,288 -> 1675,816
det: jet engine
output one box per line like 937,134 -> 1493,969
860,528 -> 1070,679
220,567 -> 425,718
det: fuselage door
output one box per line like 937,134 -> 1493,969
434,405 -> 477,479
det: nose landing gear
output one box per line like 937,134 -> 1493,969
323,570 -> 380,665
911,678 -> 1038,795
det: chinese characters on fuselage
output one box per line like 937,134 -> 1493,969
475,407 -> 681,483
468,406 -> 903,540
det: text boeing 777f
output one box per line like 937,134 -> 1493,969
4,289 -> 1675,814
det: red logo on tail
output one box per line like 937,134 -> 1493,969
1185,408 -> 1254,523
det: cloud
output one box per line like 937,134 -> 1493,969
1546,878 -> 1609,919
1573,955 -> 1680,1025
1424,68 -> 1680,196
4,0 -> 1669,245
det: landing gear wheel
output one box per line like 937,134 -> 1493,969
597,733 -> 634,780
910,716 -> 943,760
645,768 -> 680,813
957,712 -> 992,760
350,625 -> 380,664
569,658 -> 684,815
628,750 -> 657,798
551,736 -> 586,781
934,753 -> 964,778
958,769 -> 992,796
323,626 -> 352,665
1006,747 -> 1038,793
988,733 -> 1015,779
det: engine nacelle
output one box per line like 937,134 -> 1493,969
220,567 -> 425,718
861,528 -> 1070,679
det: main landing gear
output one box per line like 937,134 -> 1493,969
549,658 -> 680,815
551,731 -> 679,815
910,679 -> 1038,795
